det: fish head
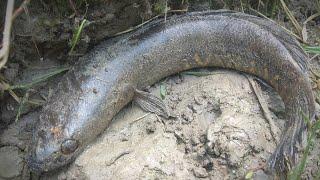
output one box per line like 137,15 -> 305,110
27,109 -> 81,173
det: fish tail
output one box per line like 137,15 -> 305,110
267,112 -> 310,175
267,131 -> 298,174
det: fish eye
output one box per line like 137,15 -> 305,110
61,139 -> 78,154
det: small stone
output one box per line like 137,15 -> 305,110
187,104 -> 197,113
181,109 -> 193,123
169,94 -> 180,102
213,147 -> 221,157
193,167 -> 208,178
196,149 -> 207,160
185,145 -> 191,154
191,136 -> 200,146
104,13 -> 115,21
194,96 -> 204,105
0,146 -> 24,179
253,170 -> 272,180
57,172 -> 67,180
207,99 -> 221,114
199,134 -> 206,143
203,160 -> 213,171
171,75 -> 184,84
146,121 -> 156,134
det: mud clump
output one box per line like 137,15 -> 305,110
0,146 -> 24,179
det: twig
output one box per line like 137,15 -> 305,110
113,15 -> 160,37
0,0 -> 30,45
310,67 -> 320,79
12,0 -> 30,20
240,0 -> 244,13
246,75 -> 279,144
0,0 -> 15,69
105,150 -> 132,166
31,36 -> 41,59
279,0 -> 302,36
68,0 -> 79,16
21,0 -> 41,60
249,7 -> 305,43
302,13 -> 320,42
112,9 -> 187,37
310,54 -> 319,61
130,113 -> 150,125
0,80 -> 20,103
27,98 -> 45,106
155,114 -> 166,127
0,0 -> 30,32
164,0 -> 168,23
257,0 -> 262,11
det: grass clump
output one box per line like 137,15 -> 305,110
9,67 -> 69,90
1,66 -> 69,121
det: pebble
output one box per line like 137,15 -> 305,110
253,170 -> 272,180
0,146 -> 24,179
146,121 -> 156,134
193,167 -> 209,178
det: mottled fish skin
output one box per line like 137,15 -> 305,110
28,10 -> 315,174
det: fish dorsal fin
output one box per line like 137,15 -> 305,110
216,12 -> 308,73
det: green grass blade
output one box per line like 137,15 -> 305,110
289,117 -> 320,179
10,67 -> 69,90
15,91 -> 29,122
303,46 -> 320,54
289,133 -> 313,179
160,83 -> 166,100
69,19 -> 87,54
181,71 -> 216,77
181,71 -> 226,77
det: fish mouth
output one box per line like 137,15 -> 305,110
27,152 -> 66,173
27,149 -> 77,173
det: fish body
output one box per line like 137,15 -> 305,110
28,10 -> 315,174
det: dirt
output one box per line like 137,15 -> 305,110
0,0 -> 320,179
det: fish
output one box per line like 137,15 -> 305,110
27,10 -> 315,175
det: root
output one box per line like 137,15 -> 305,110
0,0 -> 30,69
0,0 -> 15,69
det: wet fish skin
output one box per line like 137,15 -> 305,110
27,10 -> 315,174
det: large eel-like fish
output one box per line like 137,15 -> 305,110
28,10 -> 315,174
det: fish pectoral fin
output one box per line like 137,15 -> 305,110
133,89 -> 172,119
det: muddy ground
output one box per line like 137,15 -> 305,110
40,70 -> 286,180
0,0 -> 320,179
